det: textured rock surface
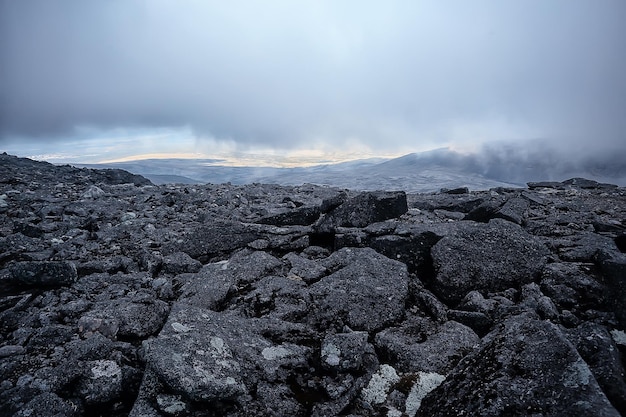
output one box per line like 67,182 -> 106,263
1,153 -> 625,416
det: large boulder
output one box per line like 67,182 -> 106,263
417,314 -> 620,417
430,219 -> 549,303
164,220 -> 260,262
6,261 -> 77,287
315,191 -> 408,233
308,247 -> 409,332
177,250 -> 282,310
375,318 -> 479,374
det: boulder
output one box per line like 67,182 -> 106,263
177,250 -> 282,310
6,261 -> 77,287
430,219 -> 549,303
417,314 -> 620,417
308,247 -> 408,332
315,191 -> 408,233
375,318 -> 479,374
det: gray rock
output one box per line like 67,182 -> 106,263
283,252 -> 328,283
178,250 -> 282,310
161,251 -> 202,274
431,219 -> 549,303
15,392 -> 80,417
599,251 -> 626,327
7,261 -> 77,287
165,220 -> 260,262
321,332 -> 374,372
375,318 -> 479,374
417,314 -> 620,417
309,247 -> 408,332
141,303 -> 312,407
315,191 -> 408,232
540,262 -> 607,313
495,196 -> 529,225
77,360 -> 123,404
85,297 -> 169,339
567,322 -> 626,414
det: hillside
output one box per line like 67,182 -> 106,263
1,152 -> 626,416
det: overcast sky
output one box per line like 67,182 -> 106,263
1,0 -> 625,164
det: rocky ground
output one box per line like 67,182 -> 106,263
1,152 -> 625,417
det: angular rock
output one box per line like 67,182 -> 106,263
375,318 -> 479,374
165,220 -> 260,262
567,322 -> 626,414
6,261 -> 77,287
494,196 -> 529,225
417,314 -> 620,417
258,205 -> 321,226
599,251 -> 626,327
430,219 -> 549,303
321,331 -> 373,372
161,251 -> 202,275
85,297 -> 169,339
309,247 -> 408,332
315,191 -> 408,233
178,250 -> 282,310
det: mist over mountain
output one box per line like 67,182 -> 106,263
78,143 -> 626,192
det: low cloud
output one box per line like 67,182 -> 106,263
1,1 -> 625,158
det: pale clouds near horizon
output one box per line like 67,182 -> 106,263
1,0 -> 625,161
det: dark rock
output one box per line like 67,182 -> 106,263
308,247 -> 408,332
315,191 -> 408,232
562,177 -> 618,189
430,219 -> 549,303
527,181 -> 564,189
446,310 -> 493,336
6,260 -> 77,287
283,252 -> 328,284
442,187 -> 469,195
161,251 -> 202,274
463,198 -> 504,222
417,314 -> 620,417
540,262 -> 607,312
599,251 -> 626,327
76,359 -> 123,404
494,196 -> 529,225
375,318 -> 479,374
321,331 -> 374,372
165,220 -> 260,262
178,250 -> 282,310
258,205 -> 322,226
15,392 -> 80,417
567,322 -> 626,414
85,297 -> 169,339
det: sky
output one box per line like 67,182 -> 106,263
1,0 -> 625,165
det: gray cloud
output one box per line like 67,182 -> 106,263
1,0 -> 625,155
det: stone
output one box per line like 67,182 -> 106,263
430,219 -> 549,303
161,251 -> 202,274
567,322 -> 626,414
77,360 -> 123,404
178,250 -> 282,310
309,247 -> 408,332
315,191 -> 408,233
375,318 -> 479,374
321,332 -> 373,372
7,260 -> 78,287
416,314 -> 620,417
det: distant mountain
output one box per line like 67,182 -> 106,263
76,145 -> 626,192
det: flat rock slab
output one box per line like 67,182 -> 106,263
417,313 -> 620,417
431,218 -> 550,303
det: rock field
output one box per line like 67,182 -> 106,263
1,152 -> 626,416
